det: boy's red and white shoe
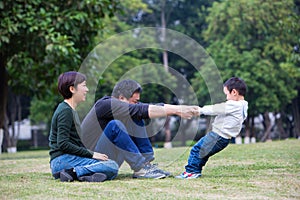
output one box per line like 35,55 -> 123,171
175,171 -> 201,179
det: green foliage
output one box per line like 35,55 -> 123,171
0,0 -> 121,124
194,0 -> 300,115
29,96 -> 59,124
2,0 -> 300,133
1,0 -> 120,93
133,0 -> 220,106
81,0 -> 178,105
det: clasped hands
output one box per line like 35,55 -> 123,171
177,105 -> 200,119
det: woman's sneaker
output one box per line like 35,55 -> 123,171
78,173 -> 107,182
133,164 -> 166,179
52,172 -> 60,179
175,171 -> 201,179
60,168 -> 78,182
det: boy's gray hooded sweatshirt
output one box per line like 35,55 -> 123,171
199,100 -> 248,139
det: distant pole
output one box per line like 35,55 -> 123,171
0,128 -> 3,154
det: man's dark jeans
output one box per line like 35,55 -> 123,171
94,120 -> 154,171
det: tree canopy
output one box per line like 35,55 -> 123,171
0,0 -> 120,147
1,0 -> 300,150
199,0 -> 300,114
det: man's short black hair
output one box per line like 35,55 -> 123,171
223,77 -> 247,96
112,79 -> 142,99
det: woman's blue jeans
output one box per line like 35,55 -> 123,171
94,120 -> 154,171
185,131 -> 230,174
50,154 -> 119,180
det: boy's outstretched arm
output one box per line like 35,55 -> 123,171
148,104 -> 200,119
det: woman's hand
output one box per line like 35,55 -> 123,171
93,152 -> 109,161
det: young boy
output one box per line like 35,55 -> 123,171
176,77 -> 248,179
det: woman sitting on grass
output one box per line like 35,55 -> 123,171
49,71 -> 118,182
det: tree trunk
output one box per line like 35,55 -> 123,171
250,115 -> 256,143
13,95 -> 22,147
164,116 -> 171,142
250,115 -> 255,138
285,112 -> 294,137
275,112 -> 288,139
261,112 -> 273,142
244,116 -> 250,138
0,54 -> 8,130
160,0 -> 168,73
8,90 -> 17,149
3,113 -> 10,149
160,0 -> 172,147
179,119 -> 193,146
0,54 -> 9,151
4,90 -> 22,152
0,128 -> 3,153
163,116 -> 172,148
292,96 -> 300,138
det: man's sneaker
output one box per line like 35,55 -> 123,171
150,163 -> 172,177
133,164 -> 166,179
175,171 -> 201,179
60,168 -> 78,182
78,173 -> 107,182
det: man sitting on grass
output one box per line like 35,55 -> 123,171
81,79 -> 199,179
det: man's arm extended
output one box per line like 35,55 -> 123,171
148,104 -> 199,119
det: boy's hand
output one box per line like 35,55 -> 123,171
198,106 -> 201,115
178,105 -> 200,119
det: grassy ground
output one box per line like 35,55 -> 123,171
0,139 -> 299,200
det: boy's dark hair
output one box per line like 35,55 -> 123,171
112,79 -> 142,99
224,77 -> 247,96
58,71 -> 86,99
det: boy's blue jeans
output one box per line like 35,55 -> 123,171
94,120 -> 154,171
185,131 -> 230,174
50,154 -> 119,180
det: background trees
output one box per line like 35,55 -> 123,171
196,0 -> 300,141
1,0 -> 299,151
0,0 -> 120,150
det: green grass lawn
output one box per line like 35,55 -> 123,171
0,139 -> 299,200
